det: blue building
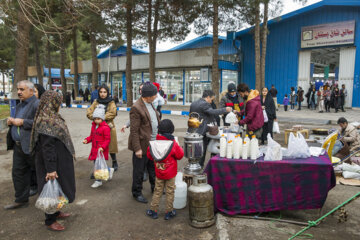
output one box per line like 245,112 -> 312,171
230,0 -> 360,107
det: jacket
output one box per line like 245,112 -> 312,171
147,135 -> 184,180
239,90 -> 264,132
90,90 -> 98,104
189,98 -> 227,136
283,97 -> 289,106
261,94 -> 277,120
341,124 -> 360,152
128,98 -> 160,153
85,121 -> 111,160
219,93 -> 244,110
297,89 -> 304,102
7,95 -> 39,154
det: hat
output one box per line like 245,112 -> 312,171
93,104 -> 106,120
141,83 -> 158,97
153,82 -> 160,91
228,83 -> 236,93
158,119 -> 174,134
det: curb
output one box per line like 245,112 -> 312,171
216,213 -> 230,240
61,104 -> 190,116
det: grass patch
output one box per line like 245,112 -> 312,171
0,105 -> 10,119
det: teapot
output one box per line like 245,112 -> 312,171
188,112 -> 203,129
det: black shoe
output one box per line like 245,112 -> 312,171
29,188 -> 38,197
134,195 -> 148,204
143,172 -> 148,182
112,160 -> 118,172
4,202 -> 29,210
90,173 -> 95,179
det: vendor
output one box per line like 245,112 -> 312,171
332,117 -> 360,157
219,83 -> 244,126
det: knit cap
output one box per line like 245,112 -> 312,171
141,82 -> 158,97
93,104 -> 106,120
228,83 -> 237,93
158,119 -> 175,134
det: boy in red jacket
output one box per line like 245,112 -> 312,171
83,104 -> 114,188
146,119 -> 184,220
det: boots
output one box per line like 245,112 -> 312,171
110,153 -> 118,171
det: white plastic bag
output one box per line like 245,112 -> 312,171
225,112 -> 238,124
342,171 -> 360,179
264,134 -> 282,161
309,147 -> 326,157
287,132 -> 311,159
94,151 -> 109,181
263,110 -> 268,123
35,179 -> 69,214
273,121 -> 280,134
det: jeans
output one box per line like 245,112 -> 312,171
332,140 -> 344,156
298,102 -> 302,110
290,103 -> 295,110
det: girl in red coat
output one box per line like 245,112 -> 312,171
146,119 -> 184,220
83,104 -> 114,188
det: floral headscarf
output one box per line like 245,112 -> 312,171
30,90 -> 75,157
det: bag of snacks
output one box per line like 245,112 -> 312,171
94,151 -> 109,181
35,179 -> 69,214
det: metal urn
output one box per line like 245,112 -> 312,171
184,132 -> 203,175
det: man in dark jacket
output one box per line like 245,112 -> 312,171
236,83 -> 264,138
5,80 -> 39,210
269,85 -> 278,110
297,86 -> 304,110
90,85 -> 99,104
189,90 -> 231,167
220,83 -> 244,126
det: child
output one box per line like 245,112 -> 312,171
283,94 -> 289,111
83,104 -> 114,188
146,119 -> 184,220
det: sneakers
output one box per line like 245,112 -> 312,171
146,210 -> 158,219
91,181 -> 102,188
164,210 -> 176,220
109,168 -> 114,180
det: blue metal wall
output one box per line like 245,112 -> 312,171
240,5 -> 360,107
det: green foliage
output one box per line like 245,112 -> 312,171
0,24 -> 15,71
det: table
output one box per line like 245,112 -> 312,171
284,129 -> 310,145
204,154 -> 335,215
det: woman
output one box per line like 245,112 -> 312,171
290,87 -> 296,111
30,91 -> 75,231
297,87 -> 304,110
324,85 -> 331,112
309,87 -> 317,110
87,84 -> 119,170
331,87 -> 341,113
317,86 -> 325,113
84,88 -> 90,102
34,84 -> 45,99
260,87 -> 277,145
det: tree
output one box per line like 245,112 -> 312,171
0,24 -> 15,93
72,26 -> 79,97
31,30 -> 44,85
125,2 -> 134,106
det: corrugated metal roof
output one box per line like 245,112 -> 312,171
169,34 -> 227,51
97,46 -> 147,59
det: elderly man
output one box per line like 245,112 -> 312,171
332,117 -> 360,157
5,80 -> 39,209
189,90 -> 232,167
128,82 -> 159,203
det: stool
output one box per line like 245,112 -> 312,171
284,129 -> 309,145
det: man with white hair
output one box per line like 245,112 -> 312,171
5,80 -> 39,209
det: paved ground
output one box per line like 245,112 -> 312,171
0,108 -> 359,240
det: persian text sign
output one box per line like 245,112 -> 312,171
301,20 -> 355,48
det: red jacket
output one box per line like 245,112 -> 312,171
85,121 -> 111,161
239,91 -> 264,131
147,134 -> 184,180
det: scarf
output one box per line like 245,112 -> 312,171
97,88 -> 114,111
30,90 -> 75,157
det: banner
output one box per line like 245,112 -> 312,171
301,20 -> 355,48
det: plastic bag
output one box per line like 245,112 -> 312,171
264,134 -> 282,161
273,121 -> 280,134
94,151 -> 109,181
287,132 -> 311,159
263,110 -> 268,123
35,179 -> 69,214
225,112 -> 238,124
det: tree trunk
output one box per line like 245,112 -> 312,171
60,36 -> 67,98
147,0 -> 160,83
33,33 -> 43,86
13,6 -> 31,93
2,72 -> 5,93
72,27 -> 79,97
47,39 -> 52,89
90,32 -> 98,91
126,4 -> 133,106
254,0 -> 261,91
260,1 -> 269,90
212,2 -> 220,106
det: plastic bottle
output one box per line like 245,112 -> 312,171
226,140 -> 233,159
233,135 -> 242,159
242,134 -> 250,159
250,135 -> 259,160
173,172 -> 187,209
220,134 -> 227,158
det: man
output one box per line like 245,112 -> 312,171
332,117 -> 360,157
269,85 -> 278,111
159,86 -> 165,98
236,83 -> 264,138
297,86 -> 304,110
220,83 -> 244,126
128,83 -> 159,203
189,90 -> 231,167
5,80 -> 39,209
90,85 -> 99,104
340,84 -> 347,112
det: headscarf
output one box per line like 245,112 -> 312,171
97,84 -> 114,110
34,84 -> 45,99
30,90 -> 75,156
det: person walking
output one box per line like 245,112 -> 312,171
324,85 -> 331,112
297,87 -> 304,110
128,83 -> 159,203
30,90 -> 75,231
189,90 -> 231,167
220,83 -> 244,126
87,84 -> 119,171
65,91 -> 71,108
90,85 -> 99,104
331,87 -> 342,113
340,84 -> 347,112
318,86 -> 325,113
260,87 -> 277,145
290,87 -> 296,111
4,80 -> 39,210
269,85 -> 278,111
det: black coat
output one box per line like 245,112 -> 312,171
35,134 -> 76,203
261,94 -> 277,120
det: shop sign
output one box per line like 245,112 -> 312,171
301,20 -> 355,48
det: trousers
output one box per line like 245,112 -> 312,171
132,153 -> 155,197
150,177 -> 175,212
45,211 -> 60,226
